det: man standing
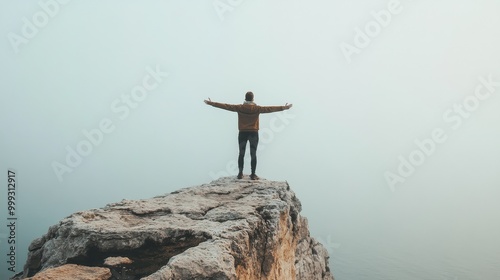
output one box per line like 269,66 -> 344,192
204,91 -> 293,180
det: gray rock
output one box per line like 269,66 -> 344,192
15,177 -> 334,280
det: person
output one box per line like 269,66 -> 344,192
204,91 -> 293,180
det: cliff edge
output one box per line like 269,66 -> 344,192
14,177 -> 334,280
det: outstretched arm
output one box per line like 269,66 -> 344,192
204,98 -> 240,112
259,102 -> 293,113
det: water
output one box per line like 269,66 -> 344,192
327,232 -> 500,280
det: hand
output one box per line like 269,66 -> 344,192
285,103 -> 293,109
204,98 -> 212,105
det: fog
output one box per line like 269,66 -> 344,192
1,1 -> 500,279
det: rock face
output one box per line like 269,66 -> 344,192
25,264 -> 111,280
15,177 -> 334,280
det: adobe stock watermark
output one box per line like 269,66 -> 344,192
385,74 -> 500,192
339,0 -> 414,64
208,110 -> 295,179
51,65 -> 169,182
7,0 -> 72,54
315,234 -> 341,255
441,276 -> 458,280
213,0 -> 245,21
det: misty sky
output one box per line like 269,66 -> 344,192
1,1 -> 500,279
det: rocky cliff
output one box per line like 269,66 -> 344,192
14,177 -> 334,280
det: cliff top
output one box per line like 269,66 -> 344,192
16,177 -> 333,280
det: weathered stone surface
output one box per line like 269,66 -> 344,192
15,177 -> 333,280
25,264 -> 111,280
104,256 -> 133,266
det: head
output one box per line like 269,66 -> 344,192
245,91 -> 254,102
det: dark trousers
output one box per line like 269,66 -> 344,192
238,131 -> 259,174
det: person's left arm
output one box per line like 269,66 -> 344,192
204,98 -> 240,112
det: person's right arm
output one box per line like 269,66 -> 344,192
259,103 -> 293,113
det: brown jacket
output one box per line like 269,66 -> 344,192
207,101 -> 287,132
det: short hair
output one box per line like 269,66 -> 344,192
245,91 -> 254,101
